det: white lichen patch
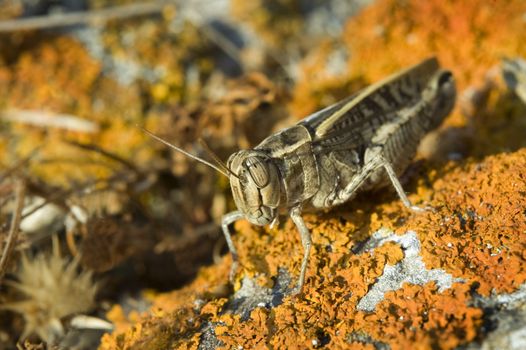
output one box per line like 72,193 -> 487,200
356,228 -> 464,312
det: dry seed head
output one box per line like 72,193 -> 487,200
2,238 -> 98,343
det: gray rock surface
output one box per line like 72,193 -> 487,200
356,228 -> 464,312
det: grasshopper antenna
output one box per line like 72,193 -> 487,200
198,138 -> 239,179
141,127 -> 230,178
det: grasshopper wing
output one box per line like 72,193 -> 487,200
309,57 -> 440,141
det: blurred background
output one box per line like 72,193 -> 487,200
0,0 -> 526,348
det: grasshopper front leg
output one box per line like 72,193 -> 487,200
290,206 -> 312,295
223,208 -> 312,295
221,210 -> 244,283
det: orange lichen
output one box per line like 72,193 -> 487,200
366,150 -> 526,297
0,35 -> 145,186
291,0 -> 526,124
354,283 -> 482,350
100,147 -> 525,350
412,150 -> 526,295
101,261 -> 233,350
215,283 -> 481,350
101,16 -> 216,105
344,0 -> 526,126
0,7 -> 243,189
105,305 -> 144,337
345,0 -> 526,91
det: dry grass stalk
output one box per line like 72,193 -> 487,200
0,179 -> 26,285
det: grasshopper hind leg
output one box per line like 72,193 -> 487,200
336,149 -> 426,212
381,158 -> 426,212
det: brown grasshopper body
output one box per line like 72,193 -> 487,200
223,57 -> 455,293
145,57 -> 456,294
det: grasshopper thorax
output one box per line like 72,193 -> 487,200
227,150 -> 281,226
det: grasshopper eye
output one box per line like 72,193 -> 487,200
245,157 -> 270,188
239,170 -> 249,185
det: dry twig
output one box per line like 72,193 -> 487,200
1,109 -> 99,133
0,179 -> 26,285
0,2 -> 167,32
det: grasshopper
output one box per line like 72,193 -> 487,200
143,56 -> 456,294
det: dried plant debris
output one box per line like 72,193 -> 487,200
141,72 -> 287,231
79,215 -> 221,294
0,179 -> 25,285
459,59 -> 526,158
502,57 -> 526,103
1,239 -> 98,344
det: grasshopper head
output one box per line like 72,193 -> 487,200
141,127 -> 282,226
227,150 -> 281,226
